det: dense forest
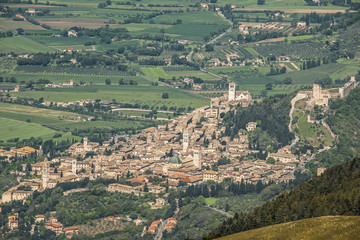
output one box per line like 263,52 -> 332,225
204,156 -> 360,239
221,93 -> 294,149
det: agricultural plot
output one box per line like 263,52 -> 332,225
11,85 -> 209,109
26,35 -> 101,46
115,110 -> 173,119
15,65 -> 130,76
216,0 -> 348,10
0,102 -> 157,140
1,72 -> 149,85
163,66 -> 197,72
0,18 -> 45,31
140,67 -> 169,80
252,41 -> 327,59
268,63 -> 354,84
0,36 -> 55,53
37,18 -> 117,29
152,11 -> 229,41
0,117 -> 61,142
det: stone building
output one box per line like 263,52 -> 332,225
339,76 -> 357,98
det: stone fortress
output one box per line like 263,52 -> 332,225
308,76 -> 358,108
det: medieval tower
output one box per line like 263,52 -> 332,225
83,137 -> 88,151
183,129 -> 189,152
228,82 -> 236,101
42,160 -> 49,189
72,159 -> 77,175
193,148 -> 202,169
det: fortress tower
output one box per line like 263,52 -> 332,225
228,82 -> 236,101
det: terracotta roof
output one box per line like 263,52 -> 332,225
63,226 -> 79,231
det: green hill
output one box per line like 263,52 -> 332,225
205,156 -> 360,239
217,216 -> 360,240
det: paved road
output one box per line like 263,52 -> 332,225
204,11 -> 233,47
186,10 -> 233,63
288,92 -> 307,132
205,205 -> 233,218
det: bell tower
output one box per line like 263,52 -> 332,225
228,82 -> 236,101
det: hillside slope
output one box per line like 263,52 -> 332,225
205,156 -> 360,239
217,216 -> 360,240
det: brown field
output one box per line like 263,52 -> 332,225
38,18 -> 117,28
0,20 -> 46,30
256,37 -> 285,43
234,8 -> 354,13
279,63 -> 293,72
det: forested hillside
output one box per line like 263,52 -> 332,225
307,87 -> 360,172
205,156 -> 360,239
221,94 -> 294,149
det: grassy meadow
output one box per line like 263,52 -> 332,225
0,36 -> 56,53
11,85 -> 209,109
218,216 -> 360,240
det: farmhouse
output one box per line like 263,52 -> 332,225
297,21 -> 306,28
67,30 -> 78,37
246,122 -> 257,132
278,56 -> 291,62
35,215 -> 46,223
208,58 -> 222,67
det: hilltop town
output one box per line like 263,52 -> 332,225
0,76 -> 358,237
2,77 -> 358,205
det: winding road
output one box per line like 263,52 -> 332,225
186,10 -> 233,63
205,205 -> 234,218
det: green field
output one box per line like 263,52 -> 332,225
218,216 -> 360,240
141,67 -> 170,80
0,102 -> 80,142
0,102 -> 160,142
0,36 -> 56,53
216,0 -> 348,9
11,85 -> 209,109
1,72 -> 149,85
0,117 -> 76,142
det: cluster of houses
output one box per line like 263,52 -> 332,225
37,216 -> 79,238
1,83 -> 302,206
45,80 -> 74,88
7,214 -> 78,238
0,146 -> 38,161
147,217 -> 177,235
